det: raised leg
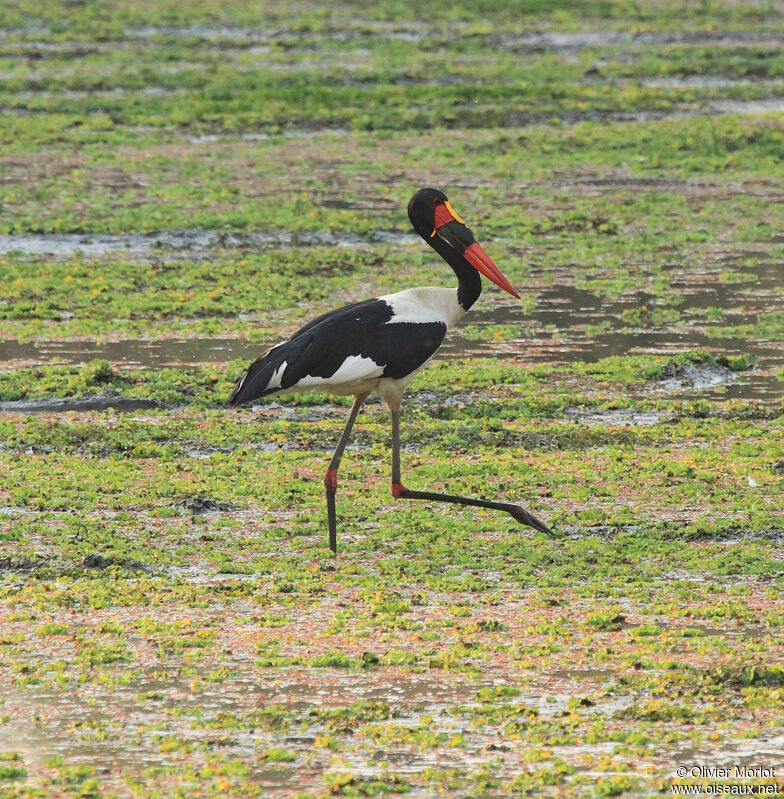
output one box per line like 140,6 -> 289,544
325,393 -> 368,553
390,407 -> 554,536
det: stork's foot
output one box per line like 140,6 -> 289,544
391,481 -> 556,538
506,504 -> 558,537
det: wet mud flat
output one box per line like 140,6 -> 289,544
2,239 -> 782,405
0,393 -> 163,413
2,2 -> 784,797
0,573 -> 781,797
4,18 -> 784,140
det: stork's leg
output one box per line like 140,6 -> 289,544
325,393 -> 368,553
390,407 -> 554,536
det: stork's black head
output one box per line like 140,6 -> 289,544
407,187 -> 450,238
407,187 -> 520,299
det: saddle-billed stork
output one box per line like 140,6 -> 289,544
229,188 -> 552,552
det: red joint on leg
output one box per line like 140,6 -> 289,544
391,481 -> 407,499
324,469 -> 338,492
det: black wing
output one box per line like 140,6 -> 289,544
228,298 -> 446,406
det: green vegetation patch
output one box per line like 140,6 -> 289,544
0,0 -> 782,796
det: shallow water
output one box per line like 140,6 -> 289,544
186,127 -> 352,143
1,655 -> 776,793
122,23 -> 428,43
710,97 -> 784,114
564,408 -> 663,426
0,336 -> 264,367
641,76 -> 761,90
497,28 -> 784,52
2,245 -> 782,402
0,663 -> 623,794
0,228 -> 416,258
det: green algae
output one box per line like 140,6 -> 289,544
0,0 -> 783,796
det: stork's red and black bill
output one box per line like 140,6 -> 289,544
431,200 -> 520,299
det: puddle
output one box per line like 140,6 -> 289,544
187,127 -> 351,143
497,29 -> 784,53
11,87 -> 177,102
710,97 -> 784,114
635,76 -> 784,99
565,525 -> 784,544
675,734 -> 784,770
564,408 -> 662,426
266,670 -> 475,708
562,525 -> 641,539
125,25 -> 281,41
0,661 -> 774,796
0,555 -> 44,572
497,30 -> 637,51
668,622 -> 773,640
0,336 -> 264,368
0,26 -> 50,38
692,528 -> 784,544
654,361 -> 736,392
0,228 -> 417,258
641,76 -> 761,90
164,565 -> 262,584
501,93 -> 784,127
515,255 -> 784,401
122,24 -> 428,44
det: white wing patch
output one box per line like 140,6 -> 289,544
266,361 -> 287,390
295,354 -> 385,388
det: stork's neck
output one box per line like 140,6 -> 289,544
429,236 -> 482,311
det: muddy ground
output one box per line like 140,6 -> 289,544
0,1 -> 783,797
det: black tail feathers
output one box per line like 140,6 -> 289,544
227,334 -> 312,406
227,347 -> 284,406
